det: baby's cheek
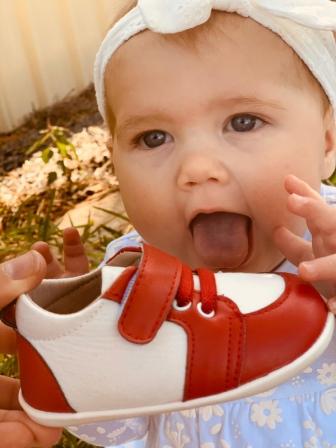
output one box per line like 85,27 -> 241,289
125,200 -> 170,239
252,193 -> 301,237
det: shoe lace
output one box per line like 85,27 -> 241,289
176,264 -> 217,315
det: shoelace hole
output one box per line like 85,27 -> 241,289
172,300 -> 192,312
197,302 -> 216,318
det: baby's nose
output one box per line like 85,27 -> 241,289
177,152 -> 230,190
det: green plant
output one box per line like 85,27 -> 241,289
26,123 -> 78,186
0,354 -> 18,378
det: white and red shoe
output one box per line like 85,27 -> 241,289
2,244 -> 334,426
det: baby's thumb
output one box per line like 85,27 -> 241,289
0,251 -> 47,307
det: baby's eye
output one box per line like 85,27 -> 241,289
137,130 -> 172,149
226,114 -> 264,132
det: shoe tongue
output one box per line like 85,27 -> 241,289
191,212 -> 250,269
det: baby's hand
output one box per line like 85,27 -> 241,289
31,227 -> 90,278
274,175 -> 336,314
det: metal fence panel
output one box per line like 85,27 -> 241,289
0,0 -> 121,133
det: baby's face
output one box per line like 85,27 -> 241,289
105,13 -> 333,272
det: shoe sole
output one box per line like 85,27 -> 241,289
19,312 -> 335,426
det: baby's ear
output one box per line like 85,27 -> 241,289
322,106 -> 336,180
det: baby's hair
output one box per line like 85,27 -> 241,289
104,2 -> 331,135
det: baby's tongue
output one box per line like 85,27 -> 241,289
191,212 -> 250,269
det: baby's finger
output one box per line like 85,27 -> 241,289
0,251 -> 47,305
63,227 -> 90,276
287,193 -> 336,240
31,241 -> 64,279
0,251 -> 47,353
273,226 -> 313,267
284,174 -> 321,200
299,253 -> 336,283
285,175 -> 336,242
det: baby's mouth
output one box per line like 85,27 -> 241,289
189,212 -> 252,270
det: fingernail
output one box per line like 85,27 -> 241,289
2,251 -> 43,280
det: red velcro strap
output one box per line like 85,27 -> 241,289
118,244 -> 182,344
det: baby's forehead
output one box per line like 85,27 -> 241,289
105,11 -> 327,120
109,12 -> 310,89
173,13 -> 305,83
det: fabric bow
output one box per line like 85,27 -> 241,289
138,0 -> 336,33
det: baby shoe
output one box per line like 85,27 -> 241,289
1,243 -> 334,426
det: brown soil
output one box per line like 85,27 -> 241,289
0,84 -> 103,175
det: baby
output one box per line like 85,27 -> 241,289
2,0 -> 336,446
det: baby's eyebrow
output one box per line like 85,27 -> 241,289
116,113 -> 170,137
210,96 -> 287,111
116,96 -> 286,136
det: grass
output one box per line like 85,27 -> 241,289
0,189 -> 126,267
0,125 -> 129,448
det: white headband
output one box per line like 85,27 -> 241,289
94,0 -> 336,122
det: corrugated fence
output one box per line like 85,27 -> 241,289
0,0 -> 122,133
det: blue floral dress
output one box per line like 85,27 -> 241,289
68,184 -> 336,448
